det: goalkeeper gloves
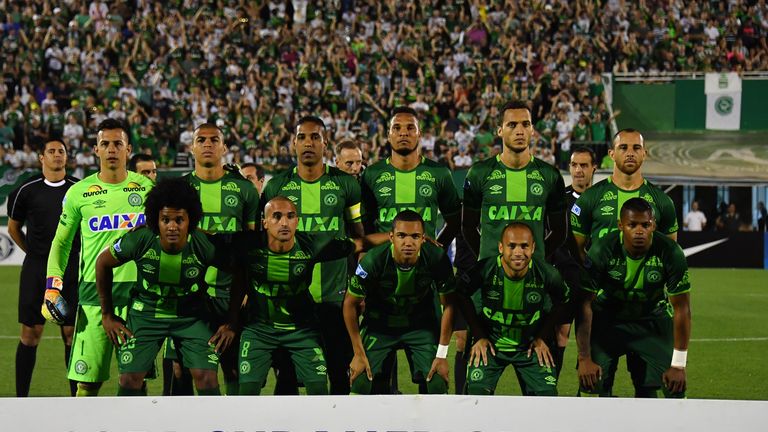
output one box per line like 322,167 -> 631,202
41,276 -> 70,325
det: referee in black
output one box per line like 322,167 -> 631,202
7,139 -> 80,397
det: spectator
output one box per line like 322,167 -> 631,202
684,200 -> 707,232
716,203 -> 742,234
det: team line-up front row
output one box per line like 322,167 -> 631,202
34,105 -> 689,398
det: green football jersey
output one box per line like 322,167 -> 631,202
458,256 -> 569,352
234,231 -> 356,330
47,172 -> 153,306
348,242 -> 455,330
185,170 -> 259,299
571,177 -> 679,242
583,231 -> 690,321
361,157 -> 461,236
261,165 -> 362,304
463,155 -> 566,260
110,227 -> 226,318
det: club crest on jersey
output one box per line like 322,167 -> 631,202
486,170 -> 505,181
646,270 -> 662,283
221,182 -> 241,192
186,267 -> 200,279
416,171 -> 436,182
324,193 -> 338,206
418,184 -> 433,197
128,193 -> 143,206
321,181 -> 340,190
601,191 -> 617,202
293,263 -> 306,276
83,184 -> 108,198
225,195 -> 239,207
529,183 -> 543,196
376,172 -> 395,183
526,292 -> 542,304
88,213 -> 146,232
527,170 -> 544,181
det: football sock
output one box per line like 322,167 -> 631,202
304,381 -> 328,395
197,386 -> 221,396
426,375 -> 447,394
16,342 -> 37,397
454,351 -> 467,395
225,380 -> 239,396
238,382 -> 262,395
63,344 -> 77,396
553,346 -> 566,379
76,384 -> 100,397
118,385 -> 145,396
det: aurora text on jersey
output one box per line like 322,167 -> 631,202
47,172 -> 153,306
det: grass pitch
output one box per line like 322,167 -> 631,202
0,267 -> 765,399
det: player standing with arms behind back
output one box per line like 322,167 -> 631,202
44,119 -> 153,396
262,116 -> 364,395
8,139 -> 79,396
185,122 -> 260,395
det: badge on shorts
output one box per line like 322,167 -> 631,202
470,369 -> 484,382
74,360 -> 88,375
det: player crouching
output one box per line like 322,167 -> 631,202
96,178 -> 235,396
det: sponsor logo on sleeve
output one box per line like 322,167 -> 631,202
355,264 -> 368,279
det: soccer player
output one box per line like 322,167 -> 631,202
571,129 -> 678,261
551,146 -> 598,376
226,197 -> 389,395
44,118 -> 154,396
570,129 -> 677,396
344,210 -> 456,394
457,222 -> 570,395
361,107 -> 462,393
95,178 -> 234,396
240,163 -> 266,194
129,153 -> 157,182
262,116 -> 363,395
8,139 -> 79,397
463,100 -> 567,262
576,198 -> 690,398
335,139 -> 364,178
185,122 -> 259,395
361,107 -> 461,244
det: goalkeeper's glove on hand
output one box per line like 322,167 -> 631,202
41,277 -> 70,325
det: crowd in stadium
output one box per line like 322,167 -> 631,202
2,0 -> 768,173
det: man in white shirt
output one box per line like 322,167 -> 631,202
684,200 -> 707,231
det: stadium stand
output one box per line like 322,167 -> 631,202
2,0 -> 768,175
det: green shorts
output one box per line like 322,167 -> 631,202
163,337 -> 179,361
68,304 -> 128,383
467,348 -> 558,396
117,302 -> 219,374
238,322 -> 327,392
351,326 -> 446,394
581,315 -> 683,398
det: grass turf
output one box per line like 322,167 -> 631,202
0,267 -> 765,399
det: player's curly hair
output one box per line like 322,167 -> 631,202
144,178 -> 203,234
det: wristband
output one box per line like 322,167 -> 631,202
436,344 -> 449,359
46,276 -> 63,291
671,349 -> 687,368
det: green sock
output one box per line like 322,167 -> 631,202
76,384 -> 99,397
117,385 -> 144,396
225,380 -> 239,396
238,382 -> 262,395
197,386 -> 221,396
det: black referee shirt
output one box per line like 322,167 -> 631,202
7,174 -> 80,258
